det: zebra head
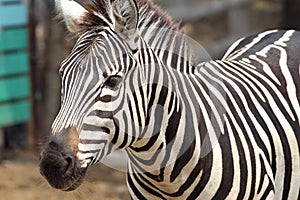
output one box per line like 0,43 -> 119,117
39,0 -> 163,191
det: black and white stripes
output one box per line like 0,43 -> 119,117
48,0 -> 299,199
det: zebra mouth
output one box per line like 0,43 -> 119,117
39,151 -> 87,191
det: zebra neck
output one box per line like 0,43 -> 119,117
137,2 -> 203,73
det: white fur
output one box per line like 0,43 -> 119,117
55,0 -> 87,32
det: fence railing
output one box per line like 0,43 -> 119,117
0,0 -> 31,160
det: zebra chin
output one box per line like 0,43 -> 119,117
39,127 -> 87,191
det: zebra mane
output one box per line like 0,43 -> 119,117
80,0 -> 182,32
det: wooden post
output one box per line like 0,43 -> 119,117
30,0 -> 66,151
28,0 -> 37,151
0,129 -> 3,163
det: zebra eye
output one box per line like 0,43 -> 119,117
104,75 -> 122,88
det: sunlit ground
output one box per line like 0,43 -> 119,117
0,151 -> 130,200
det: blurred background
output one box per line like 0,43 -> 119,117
0,0 -> 299,199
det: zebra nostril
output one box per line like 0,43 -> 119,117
64,156 -> 75,176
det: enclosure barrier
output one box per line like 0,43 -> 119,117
0,0 -> 30,161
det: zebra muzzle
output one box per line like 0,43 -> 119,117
39,127 -> 86,191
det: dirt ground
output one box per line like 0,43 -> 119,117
0,151 -> 130,200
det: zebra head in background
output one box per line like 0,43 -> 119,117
39,0 -> 180,191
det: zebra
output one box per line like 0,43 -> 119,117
39,0 -> 300,199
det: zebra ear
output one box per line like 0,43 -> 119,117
55,0 -> 88,33
112,0 -> 139,39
